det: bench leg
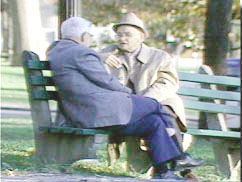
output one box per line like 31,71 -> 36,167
211,139 -> 240,177
35,133 -> 105,164
126,136 -> 151,173
107,135 -> 125,166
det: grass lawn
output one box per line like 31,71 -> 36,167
1,61 -> 29,107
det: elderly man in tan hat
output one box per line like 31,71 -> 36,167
100,12 -> 204,179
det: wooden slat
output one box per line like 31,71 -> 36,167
40,127 -> 240,139
183,100 -> 240,115
178,87 -> 240,101
29,75 -> 54,86
39,126 -> 110,135
24,60 -> 50,70
186,128 -> 240,139
178,72 -> 240,87
31,90 -> 58,100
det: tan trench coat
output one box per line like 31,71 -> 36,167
101,43 -> 187,131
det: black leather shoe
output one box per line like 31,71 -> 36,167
153,170 -> 196,181
173,153 -> 205,171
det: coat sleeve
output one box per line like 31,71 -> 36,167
137,55 -> 179,102
75,51 -> 132,94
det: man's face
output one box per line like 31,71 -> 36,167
116,25 -> 144,53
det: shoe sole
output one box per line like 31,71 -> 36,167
174,162 -> 205,171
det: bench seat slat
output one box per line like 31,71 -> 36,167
179,72 -> 240,87
185,128 -> 240,139
24,60 -> 51,70
39,126 -> 110,135
183,100 -> 240,115
39,126 -> 240,139
178,87 -> 240,101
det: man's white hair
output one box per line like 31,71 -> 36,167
61,17 -> 92,39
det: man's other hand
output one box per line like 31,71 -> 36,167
100,49 -> 122,69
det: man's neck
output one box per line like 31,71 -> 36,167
125,45 -> 141,57
63,38 -> 89,47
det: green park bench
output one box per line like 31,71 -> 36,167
22,50 -> 240,177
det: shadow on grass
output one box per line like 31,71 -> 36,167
1,71 -> 24,77
1,127 -> 34,141
1,122 -> 32,126
72,161 -> 138,178
188,138 -> 216,165
1,153 -> 35,171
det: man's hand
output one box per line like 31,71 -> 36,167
100,49 -> 122,69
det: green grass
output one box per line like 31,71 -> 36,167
1,61 -> 29,107
1,118 -> 35,172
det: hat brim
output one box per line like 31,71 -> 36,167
112,23 -> 148,37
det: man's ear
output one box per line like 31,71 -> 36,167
81,33 -> 88,42
140,32 -> 145,42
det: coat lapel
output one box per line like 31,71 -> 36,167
134,44 -> 153,91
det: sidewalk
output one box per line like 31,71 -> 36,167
1,173 -> 184,182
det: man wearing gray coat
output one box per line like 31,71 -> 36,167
48,17 -> 195,181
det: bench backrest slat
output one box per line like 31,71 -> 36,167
179,72 -> 240,87
183,100 -> 240,115
186,128 -> 240,139
24,60 -> 51,70
31,90 -> 58,100
178,87 -> 240,101
29,75 -> 54,86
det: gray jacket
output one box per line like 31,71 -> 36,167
48,40 -> 133,128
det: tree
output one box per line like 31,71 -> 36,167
1,0 -> 9,57
204,0 -> 233,75
81,0 -> 207,50
58,0 -> 82,38
7,0 -> 46,65
81,0 -> 239,54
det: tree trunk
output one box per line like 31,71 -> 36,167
204,0 -> 233,75
58,0 -> 82,39
9,0 -> 47,65
1,0 -> 9,57
8,0 -> 22,65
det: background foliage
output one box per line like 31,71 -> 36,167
81,0 -> 240,52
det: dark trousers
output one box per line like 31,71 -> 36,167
116,95 -> 182,165
162,106 -> 183,150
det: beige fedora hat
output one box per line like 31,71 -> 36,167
112,13 -> 148,37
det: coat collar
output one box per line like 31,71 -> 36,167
62,39 -> 80,45
136,43 -> 151,64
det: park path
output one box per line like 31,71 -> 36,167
1,173 -> 189,182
